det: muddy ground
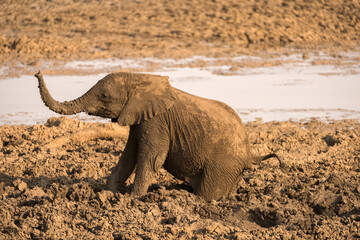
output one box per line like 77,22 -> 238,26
0,117 -> 359,239
1,0 -> 360,239
1,0 -> 360,78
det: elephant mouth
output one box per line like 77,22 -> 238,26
88,108 -> 117,119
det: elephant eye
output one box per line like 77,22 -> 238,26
102,93 -> 109,98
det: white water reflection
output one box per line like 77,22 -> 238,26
0,56 -> 359,125
164,67 -> 360,110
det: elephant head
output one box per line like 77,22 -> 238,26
34,71 -> 177,125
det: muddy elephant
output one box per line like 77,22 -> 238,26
35,71 -> 276,201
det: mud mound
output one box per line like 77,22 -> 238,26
1,0 -> 360,77
0,117 -> 359,239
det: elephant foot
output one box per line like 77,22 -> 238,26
131,184 -> 148,197
106,175 -> 127,193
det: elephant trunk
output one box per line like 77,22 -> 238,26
35,71 -> 86,115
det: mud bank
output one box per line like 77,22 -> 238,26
1,0 -> 360,78
0,117 -> 359,239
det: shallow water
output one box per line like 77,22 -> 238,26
0,55 -> 359,125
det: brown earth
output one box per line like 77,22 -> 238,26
0,117 -> 359,239
1,0 -> 360,78
1,0 -> 360,239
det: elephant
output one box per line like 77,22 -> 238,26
35,71 -> 277,201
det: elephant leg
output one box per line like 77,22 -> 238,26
131,125 -> 169,196
107,127 -> 138,192
194,165 -> 239,201
132,150 -> 168,196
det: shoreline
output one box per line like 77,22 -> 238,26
1,47 -> 360,79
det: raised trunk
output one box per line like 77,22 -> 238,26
35,71 -> 86,115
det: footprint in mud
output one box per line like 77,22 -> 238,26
248,207 -> 279,228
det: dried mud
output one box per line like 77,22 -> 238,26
0,117 -> 359,239
1,0 -> 360,78
1,0 -> 360,239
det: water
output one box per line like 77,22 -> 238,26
0,55 -> 359,125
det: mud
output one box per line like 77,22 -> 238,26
1,0 -> 360,78
0,117 -> 359,239
1,0 -> 360,238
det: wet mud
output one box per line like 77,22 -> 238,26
1,117 -> 359,239
1,0 -> 360,238
1,0 -> 360,78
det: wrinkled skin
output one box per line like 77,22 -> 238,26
35,71 -> 272,201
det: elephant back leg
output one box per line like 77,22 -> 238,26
106,126 -> 138,192
194,163 -> 242,201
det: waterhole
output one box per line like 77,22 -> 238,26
1,54 -> 359,125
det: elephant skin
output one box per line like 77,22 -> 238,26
35,71 -> 276,201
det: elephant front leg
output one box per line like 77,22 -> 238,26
131,138 -> 169,196
106,127 -> 138,192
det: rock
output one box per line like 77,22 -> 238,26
229,66 -> 240,72
302,52 -> 310,60
24,186 -> 46,198
326,173 -> 344,187
13,179 -> 27,191
311,191 -> 343,214
97,190 -> 114,204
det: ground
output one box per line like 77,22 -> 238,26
1,0 -> 360,239
0,117 -> 359,239
0,0 -> 359,78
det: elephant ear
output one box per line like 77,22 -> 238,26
117,73 -> 177,126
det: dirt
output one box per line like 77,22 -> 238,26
0,117 -> 359,239
1,0 -> 360,239
1,0 -> 360,78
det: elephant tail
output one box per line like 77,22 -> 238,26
250,153 -> 284,168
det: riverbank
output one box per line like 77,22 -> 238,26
1,0 -> 359,78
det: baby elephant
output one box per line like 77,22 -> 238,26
35,71 -> 276,201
